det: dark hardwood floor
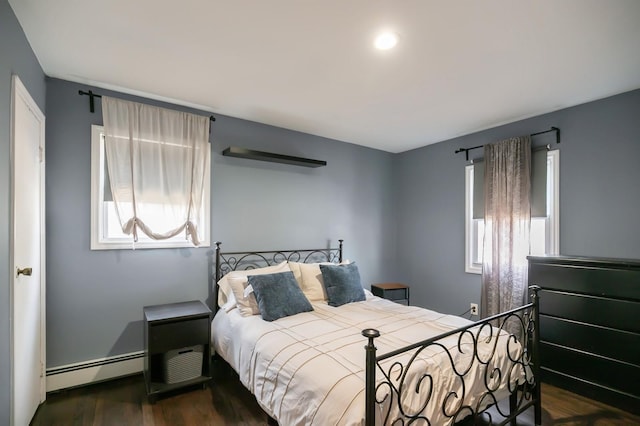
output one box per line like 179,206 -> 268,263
33,358 -> 640,425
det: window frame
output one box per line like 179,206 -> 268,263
90,125 -> 211,250
465,149 -> 559,274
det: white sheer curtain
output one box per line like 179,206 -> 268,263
102,96 -> 209,246
481,136 -> 531,323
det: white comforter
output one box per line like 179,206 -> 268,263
212,294 -> 522,425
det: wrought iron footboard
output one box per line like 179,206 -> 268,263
363,286 -> 542,426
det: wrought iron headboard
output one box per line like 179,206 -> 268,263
213,239 -> 343,313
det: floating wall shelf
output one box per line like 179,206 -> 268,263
222,146 -> 327,168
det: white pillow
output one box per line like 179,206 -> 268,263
216,276 -> 234,307
289,260 -> 350,301
217,261 -> 290,309
287,261 -> 303,287
226,261 -> 291,316
220,291 -> 237,313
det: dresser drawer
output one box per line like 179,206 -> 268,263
148,317 -> 209,354
384,288 -> 408,301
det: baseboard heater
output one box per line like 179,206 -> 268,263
46,351 -> 144,392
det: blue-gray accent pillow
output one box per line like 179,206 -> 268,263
319,262 -> 365,307
248,271 -> 313,321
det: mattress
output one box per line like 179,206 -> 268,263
212,294 -> 522,425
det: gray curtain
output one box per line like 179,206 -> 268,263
481,136 -> 531,325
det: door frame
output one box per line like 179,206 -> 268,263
10,74 -> 46,425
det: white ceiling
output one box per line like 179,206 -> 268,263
9,0 -> 640,153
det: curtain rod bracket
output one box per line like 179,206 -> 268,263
530,126 -> 560,144
78,89 -> 102,113
455,148 -> 471,161
552,126 -> 560,144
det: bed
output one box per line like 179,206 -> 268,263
212,241 -> 541,425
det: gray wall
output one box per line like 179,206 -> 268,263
0,0 -> 46,422
395,89 -> 640,315
45,78 -> 396,367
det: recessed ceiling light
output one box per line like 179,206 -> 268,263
374,32 -> 399,50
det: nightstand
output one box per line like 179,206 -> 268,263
143,300 -> 212,403
371,283 -> 410,305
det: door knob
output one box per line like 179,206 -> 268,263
16,267 -> 32,277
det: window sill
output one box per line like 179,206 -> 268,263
465,264 -> 482,275
91,240 -> 210,250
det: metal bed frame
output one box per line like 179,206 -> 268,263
213,240 -> 343,314
363,286 -> 541,425
213,241 -> 541,425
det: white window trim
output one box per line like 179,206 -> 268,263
546,149 -> 560,255
90,125 -> 211,250
464,164 -> 482,274
464,150 -> 559,274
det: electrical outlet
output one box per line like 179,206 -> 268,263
470,303 -> 479,316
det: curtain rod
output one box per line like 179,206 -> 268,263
78,89 -> 216,123
454,126 -> 560,161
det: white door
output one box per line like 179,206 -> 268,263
11,75 -> 46,426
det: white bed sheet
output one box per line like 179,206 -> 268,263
212,294 -> 522,425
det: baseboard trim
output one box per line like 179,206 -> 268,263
46,351 -> 144,392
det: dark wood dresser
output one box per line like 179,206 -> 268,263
528,256 -> 640,415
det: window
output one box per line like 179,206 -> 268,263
90,125 -> 211,249
465,149 -> 559,274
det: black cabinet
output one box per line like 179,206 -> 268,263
143,300 -> 212,402
528,256 -> 640,415
371,283 -> 410,305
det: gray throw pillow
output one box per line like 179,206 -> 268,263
248,271 -> 313,321
319,262 -> 365,307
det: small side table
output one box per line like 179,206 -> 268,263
371,283 -> 410,305
143,300 -> 212,403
